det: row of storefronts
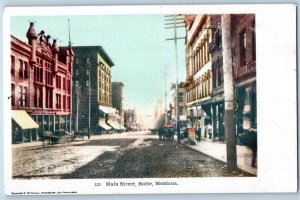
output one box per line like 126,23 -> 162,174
184,14 -> 257,142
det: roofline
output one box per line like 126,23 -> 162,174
71,46 -> 115,67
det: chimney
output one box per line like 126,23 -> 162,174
52,39 -> 59,72
26,22 -> 38,64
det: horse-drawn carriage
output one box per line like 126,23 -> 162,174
158,124 -> 175,141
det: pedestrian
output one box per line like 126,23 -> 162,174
158,127 -> 163,140
195,127 -> 201,142
249,128 -> 257,167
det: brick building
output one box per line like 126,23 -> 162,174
72,46 -> 116,133
184,14 -> 256,141
184,14 -> 213,139
11,22 -> 73,143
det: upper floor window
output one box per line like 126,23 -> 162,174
63,77 -> 66,90
34,66 -> 43,83
56,75 -> 61,88
11,56 -> 15,76
11,84 -> 15,106
239,29 -> 247,66
19,59 -> 29,78
18,86 -> 28,107
46,71 -> 53,86
75,58 -> 79,64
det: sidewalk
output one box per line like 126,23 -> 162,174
186,140 -> 257,175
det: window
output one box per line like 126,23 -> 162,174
34,87 -> 43,108
56,93 -> 61,109
11,56 -> 15,75
67,96 -> 70,109
46,89 -> 53,108
11,84 -> 15,106
178,92 -> 184,102
63,77 -> 66,90
19,59 -> 23,78
19,60 -> 28,78
34,66 -> 43,82
75,68 -> 79,76
46,71 -> 53,85
18,86 -> 28,107
56,75 -> 61,88
239,29 -> 247,66
67,79 -> 71,94
86,69 -> 90,76
75,58 -> 79,64
63,95 -> 66,109
86,80 -> 90,87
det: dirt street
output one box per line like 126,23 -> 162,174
12,131 -> 253,179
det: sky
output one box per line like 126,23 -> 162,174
10,15 -> 186,116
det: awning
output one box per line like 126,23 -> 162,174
98,119 -> 111,130
99,105 -> 116,114
11,110 -> 39,130
108,120 -> 121,130
120,125 -> 126,130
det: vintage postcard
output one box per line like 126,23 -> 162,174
2,4 -> 297,195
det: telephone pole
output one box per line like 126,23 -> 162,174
221,14 -> 237,169
164,14 -> 185,144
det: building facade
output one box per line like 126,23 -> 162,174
184,15 -> 213,139
124,109 -> 137,131
111,82 -> 125,126
72,46 -> 116,133
11,22 -> 73,143
231,14 -> 256,134
184,14 -> 256,142
170,82 -> 187,128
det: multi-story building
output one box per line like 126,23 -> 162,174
184,14 -> 256,141
11,22 -> 73,143
111,82 -> 125,126
184,15 -> 213,139
208,15 -> 225,141
231,14 -> 256,134
71,46 -> 116,133
124,109 -> 136,131
170,82 -> 187,128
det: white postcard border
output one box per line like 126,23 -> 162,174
3,4 -> 297,195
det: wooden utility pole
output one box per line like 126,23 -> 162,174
221,14 -> 237,169
164,14 -> 185,144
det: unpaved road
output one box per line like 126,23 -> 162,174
12,131 -> 253,179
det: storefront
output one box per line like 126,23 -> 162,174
235,81 -> 257,136
11,110 -> 39,143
